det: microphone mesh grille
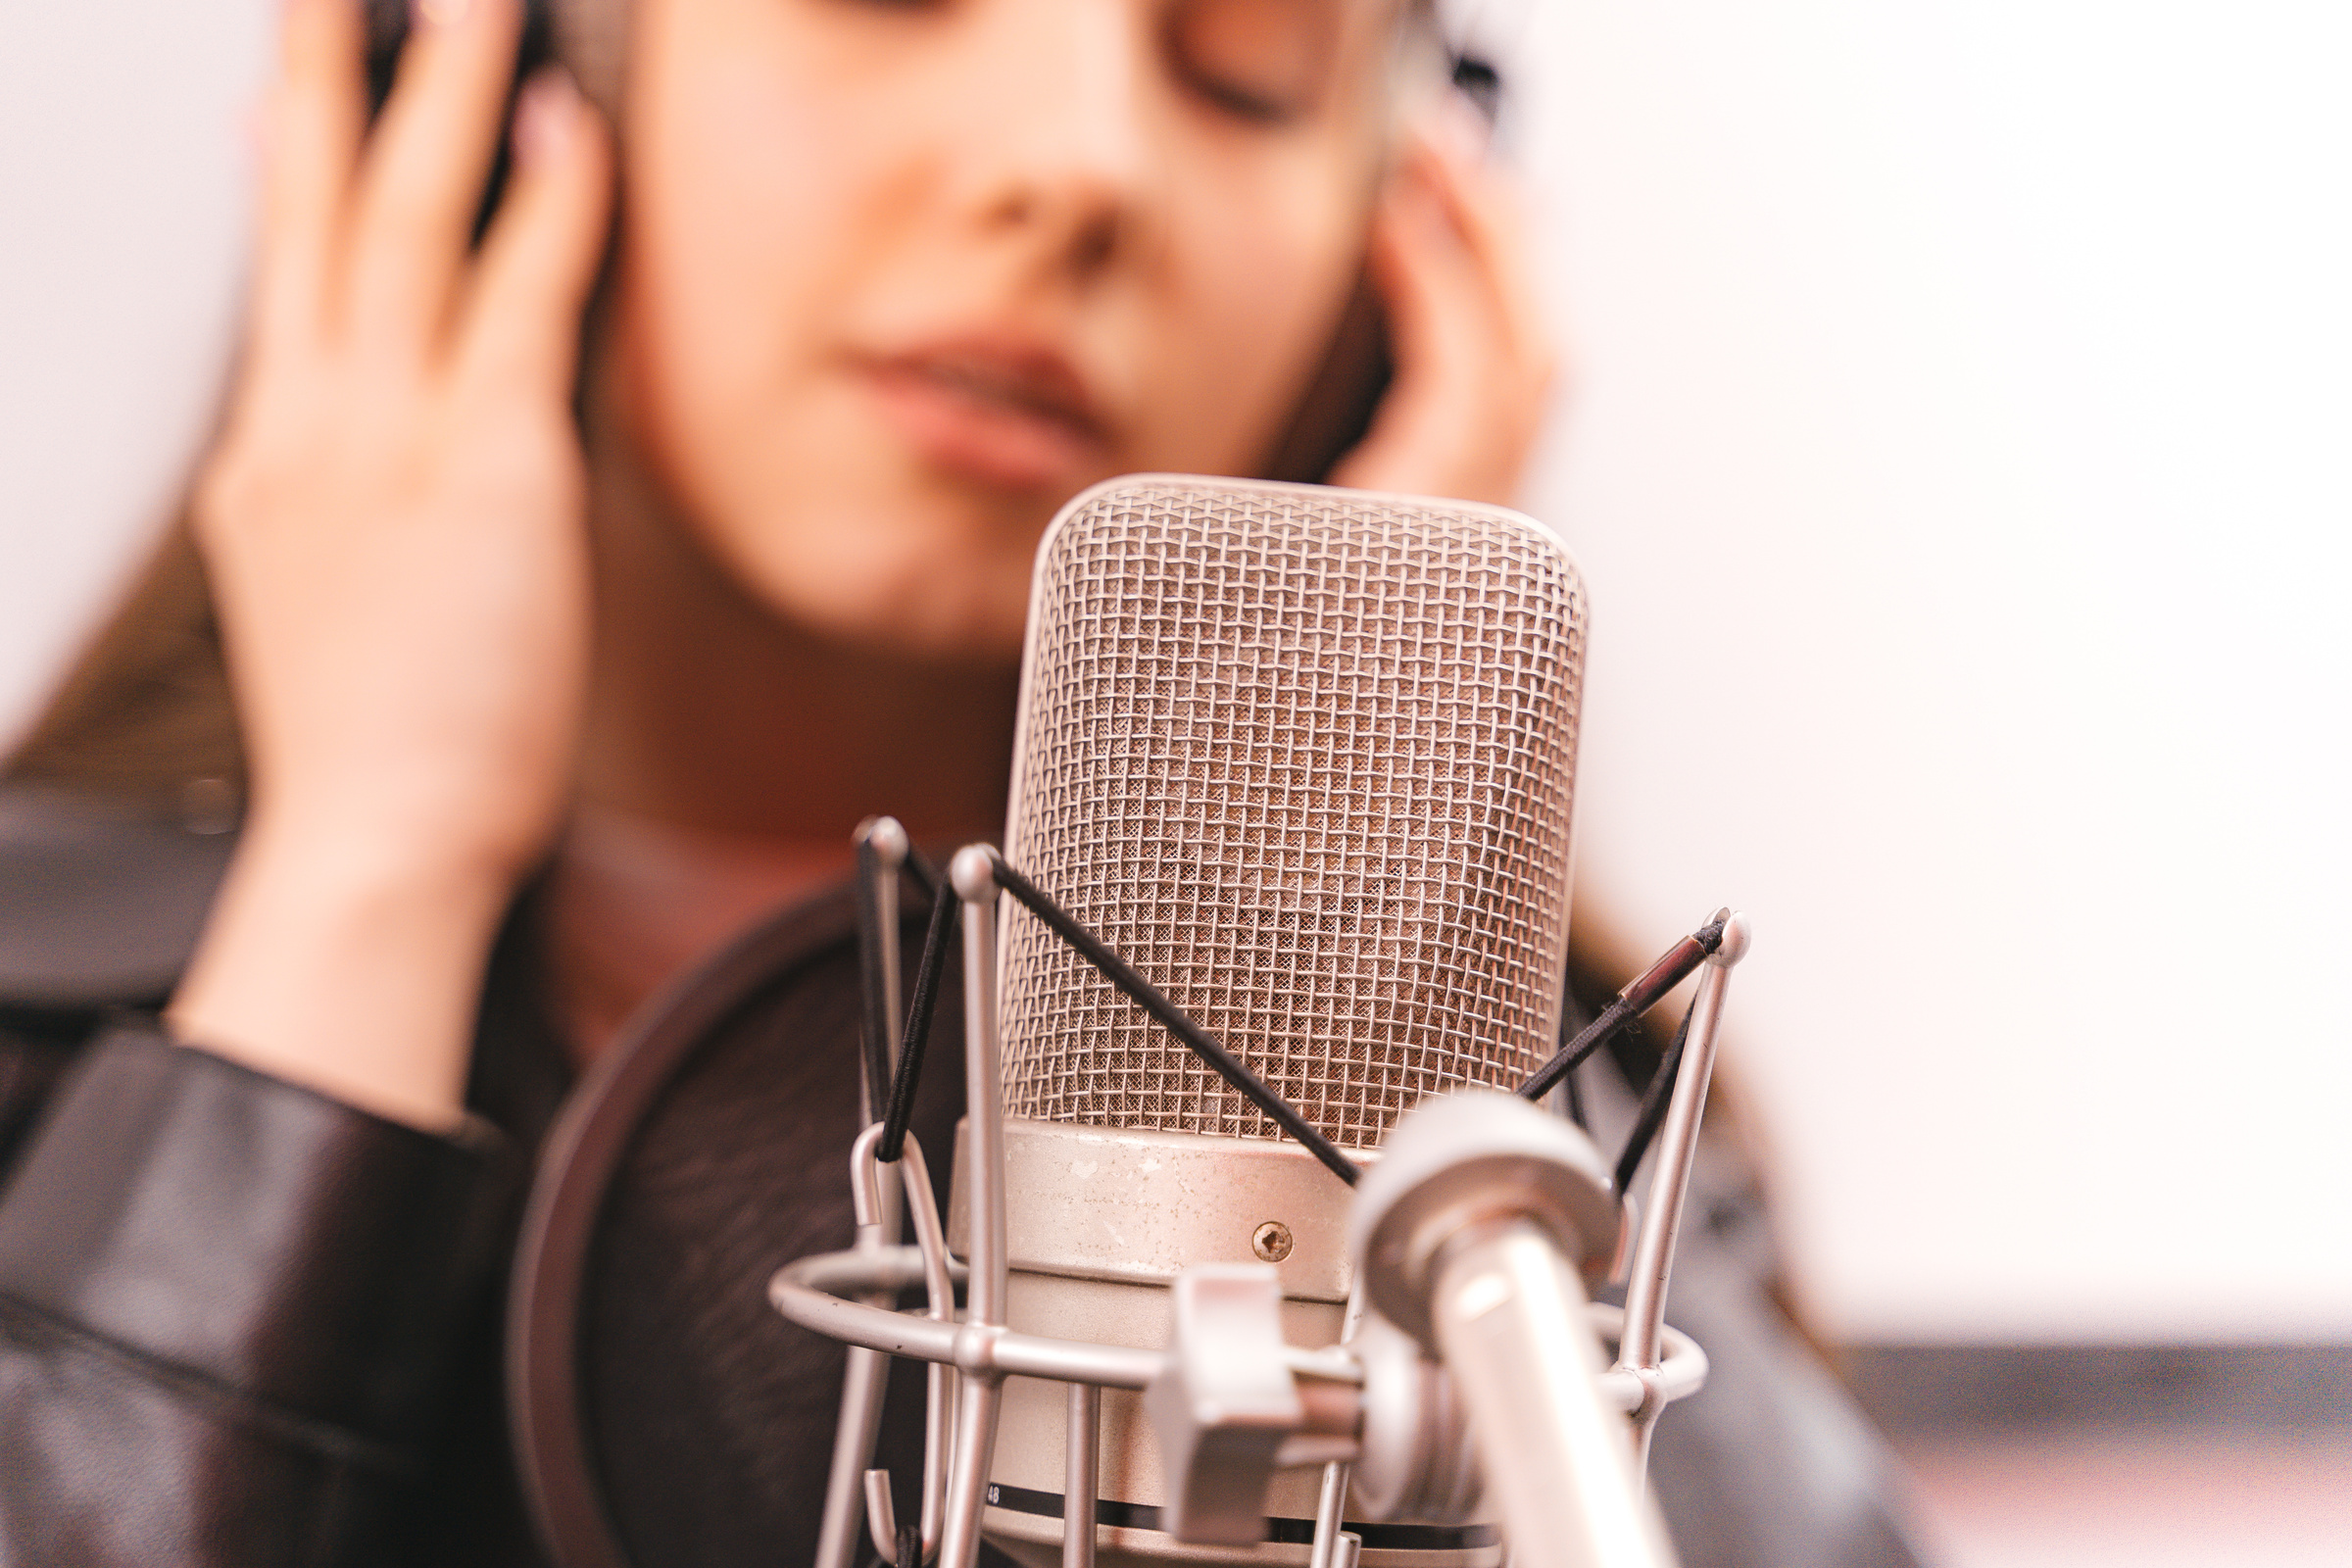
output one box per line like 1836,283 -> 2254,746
1001,478 -> 1587,1151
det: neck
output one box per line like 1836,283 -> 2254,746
550,403 -> 1018,1056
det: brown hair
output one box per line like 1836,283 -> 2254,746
4,514 -> 244,807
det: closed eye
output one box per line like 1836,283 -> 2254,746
1164,0 -> 1343,125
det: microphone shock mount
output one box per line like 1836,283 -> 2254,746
771,822 -> 1743,1568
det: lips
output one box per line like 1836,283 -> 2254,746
858,339 -> 1114,492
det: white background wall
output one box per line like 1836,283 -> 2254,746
5,0 -> 2347,1343
0,0 -> 271,723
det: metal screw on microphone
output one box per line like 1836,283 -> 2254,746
1252,1222 -> 1296,1263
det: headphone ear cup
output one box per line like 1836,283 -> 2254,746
509,884 -> 964,1568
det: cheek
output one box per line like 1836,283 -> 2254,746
615,50 -> 868,487
609,16 -> 1009,649
1131,169 -> 1372,474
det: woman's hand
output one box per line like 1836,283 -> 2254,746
1331,104 -> 1559,508
172,0 -> 612,1129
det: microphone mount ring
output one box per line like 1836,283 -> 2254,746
769,1248 -> 1161,1387
769,1243 -> 1711,1555
769,1249 -> 1707,1411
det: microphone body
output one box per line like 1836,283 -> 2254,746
962,476 -> 1594,1566
996,475 -> 1587,1147
960,1125 -> 1366,1565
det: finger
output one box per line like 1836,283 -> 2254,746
459,72 -> 613,389
1333,159 -> 1515,500
1332,152 -> 1556,504
1410,128 -> 1556,403
346,0 -> 527,355
251,0 -> 367,359
1373,152 -> 1482,380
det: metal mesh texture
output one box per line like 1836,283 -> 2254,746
999,477 -> 1587,1151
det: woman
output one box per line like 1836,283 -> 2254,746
0,0 -> 1924,1562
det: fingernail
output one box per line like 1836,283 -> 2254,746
415,0 -> 472,28
513,71 -> 578,165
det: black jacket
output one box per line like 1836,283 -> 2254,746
0,783 -> 1929,1567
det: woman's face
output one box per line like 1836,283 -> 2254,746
610,0 -> 1397,657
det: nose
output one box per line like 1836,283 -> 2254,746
960,0 -> 1159,276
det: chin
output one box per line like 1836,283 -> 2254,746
712,497 -> 1043,663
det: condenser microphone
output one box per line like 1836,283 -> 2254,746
967,473 -> 1591,1567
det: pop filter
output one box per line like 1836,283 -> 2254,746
507,881 -> 973,1568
